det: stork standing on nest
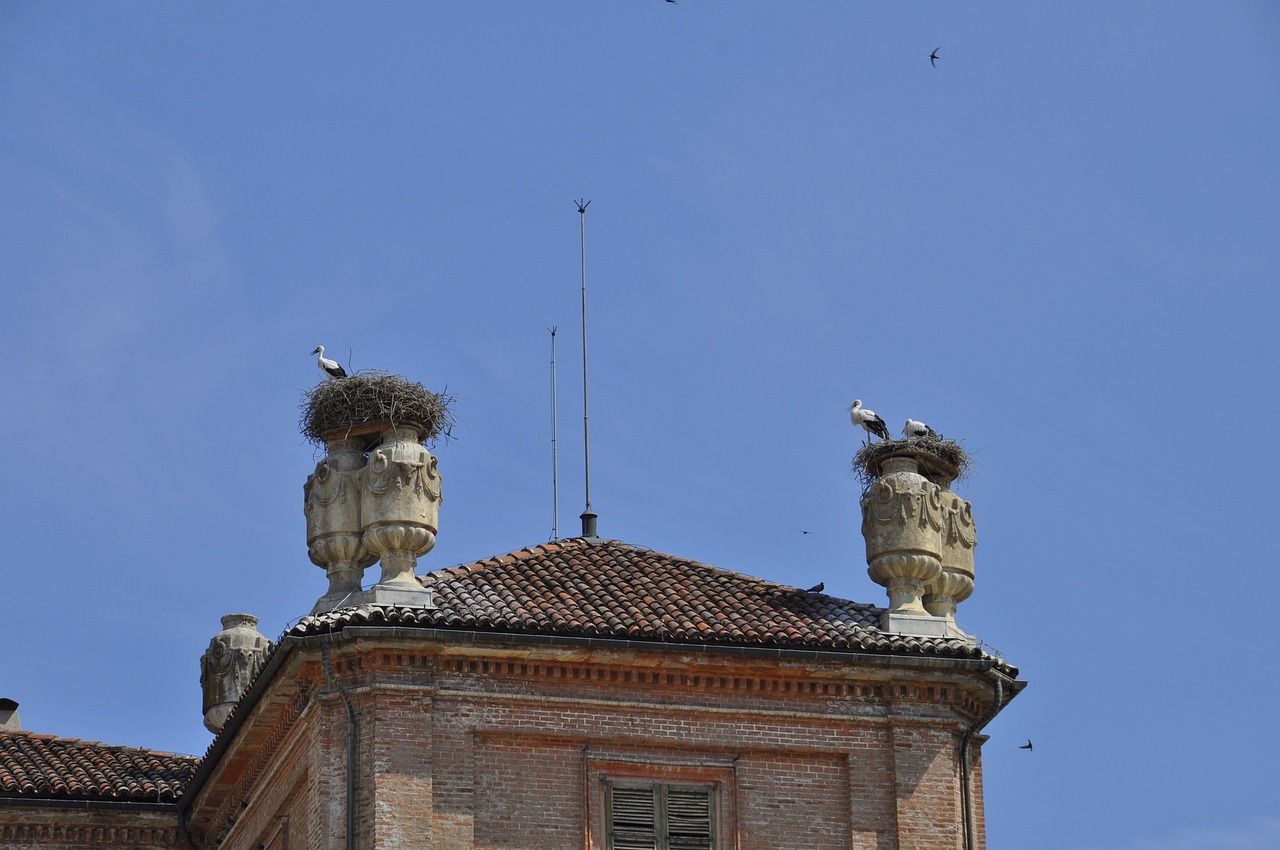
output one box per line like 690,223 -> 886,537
849,400 -> 890,444
311,346 -> 348,379
904,418 -> 938,440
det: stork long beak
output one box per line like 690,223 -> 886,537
310,347 -> 321,355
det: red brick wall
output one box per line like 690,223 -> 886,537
190,637 -> 996,850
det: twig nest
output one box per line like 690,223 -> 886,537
853,437 -> 970,487
301,371 -> 456,449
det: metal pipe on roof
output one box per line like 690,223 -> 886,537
960,667 -> 1013,850
575,199 -> 599,540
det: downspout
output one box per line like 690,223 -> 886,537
322,638 -> 358,850
580,743 -> 591,850
960,669 -> 1011,850
179,804 -> 200,849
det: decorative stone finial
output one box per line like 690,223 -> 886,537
199,614 -> 273,734
305,437 -> 377,611
360,424 -> 441,603
301,372 -> 453,613
924,490 -> 976,626
859,445 -> 976,641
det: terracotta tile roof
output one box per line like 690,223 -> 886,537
289,538 -> 1007,667
0,729 -> 197,802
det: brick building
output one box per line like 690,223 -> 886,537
0,412 -> 1023,849
0,535 -> 1021,850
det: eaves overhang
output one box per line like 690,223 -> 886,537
179,620 -> 1024,816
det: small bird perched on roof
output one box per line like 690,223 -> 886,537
904,419 -> 938,440
311,345 -> 348,379
849,400 -> 891,444
805,582 -> 825,593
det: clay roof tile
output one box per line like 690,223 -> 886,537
286,538 -> 1010,672
0,730 -> 197,802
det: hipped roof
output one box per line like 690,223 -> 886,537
289,537 -> 1009,670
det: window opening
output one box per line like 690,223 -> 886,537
606,782 -> 714,850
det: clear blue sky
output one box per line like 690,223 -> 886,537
3,4 -> 1278,848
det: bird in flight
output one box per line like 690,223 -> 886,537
1019,740 -> 1033,752
311,345 -> 348,379
930,48 -> 940,67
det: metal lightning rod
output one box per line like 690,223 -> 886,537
575,199 -> 598,538
549,326 -> 560,542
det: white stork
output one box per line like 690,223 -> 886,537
903,418 -> 938,440
849,400 -> 890,444
311,345 -> 348,379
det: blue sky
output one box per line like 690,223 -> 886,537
2,3 -> 1278,848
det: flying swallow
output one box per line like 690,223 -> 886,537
930,48 -> 940,67
1019,740 -> 1033,751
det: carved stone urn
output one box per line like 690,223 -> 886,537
861,454 -> 945,623
199,614 -> 273,734
924,488 -> 976,626
360,425 -> 441,603
304,437 -> 377,612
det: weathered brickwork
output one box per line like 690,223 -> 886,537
184,634 -> 999,850
0,808 -> 186,850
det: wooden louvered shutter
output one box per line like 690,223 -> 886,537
607,783 -> 714,850
664,787 -> 713,850
609,785 -> 659,850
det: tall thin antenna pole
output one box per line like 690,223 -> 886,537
575,198 -> 598,538
549,326 -> 560,541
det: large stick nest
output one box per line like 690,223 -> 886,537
301,371 -> 457,448
853,437 -> 971,487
